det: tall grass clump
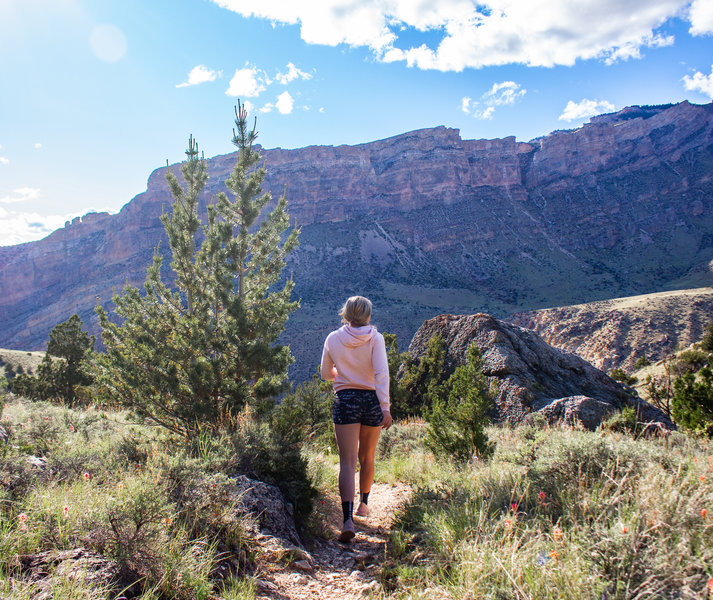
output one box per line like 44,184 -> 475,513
385,422 -> 713,599
0,396 -> 259,599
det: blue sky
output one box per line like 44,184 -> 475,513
1,0 -> 712,245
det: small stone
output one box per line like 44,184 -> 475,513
256,579 -> 278,592
293,559 -> 313,573
286,545 -> 312,563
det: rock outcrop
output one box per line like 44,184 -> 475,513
510,287 -> 713,371
1,102 -> 713,381
407,313 -> 674,430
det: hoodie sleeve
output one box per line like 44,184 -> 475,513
372,332 -> 390,411
320,335 -> 338,381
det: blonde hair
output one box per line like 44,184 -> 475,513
339,296 -> 372,327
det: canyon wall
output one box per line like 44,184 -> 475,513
1,101 -> 712,380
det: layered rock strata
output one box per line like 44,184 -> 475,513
510,287 -> 713,371
1,102 -> 713,381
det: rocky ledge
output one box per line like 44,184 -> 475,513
408,313 -> 674,431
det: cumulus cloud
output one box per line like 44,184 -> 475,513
689,0 -> 713,35
226,65 -> 270,97
211,0 -> 690,71
462,81 -> 525,119
0,157 -> 8,165
275,62 -> 312,84
176,64 -> 221,88
683,65 -> 713,98
484,81 -> 526,105
0,206 -> 70,246
275,91 -> 295,114
559,99 -> 616,121
0,187 -> 41,204
34,142 -> 42,149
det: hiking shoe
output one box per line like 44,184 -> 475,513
338,518 -> 355,542
355,502 -> 370,517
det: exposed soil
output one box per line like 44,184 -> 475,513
254,482 -> 412,600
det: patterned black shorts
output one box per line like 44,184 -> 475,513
332,389 -> 384,427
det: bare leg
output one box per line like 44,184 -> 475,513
334,423 -> 361,501
358,425 -> 382,497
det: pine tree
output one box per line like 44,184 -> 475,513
12,314 -> 94,403
96,103 -> 299,439
425,342 -> 495,462
393,334 -> 446,418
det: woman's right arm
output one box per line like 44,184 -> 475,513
320,338 -> 338,381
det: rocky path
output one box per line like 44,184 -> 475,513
255,482 -> 412,600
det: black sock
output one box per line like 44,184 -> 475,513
342,501 -> 353,523
361,491 -> 370,505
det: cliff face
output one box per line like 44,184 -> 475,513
1,101 -> 713,380
509,287 -> 713,372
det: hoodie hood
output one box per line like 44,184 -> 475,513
337,324 -> 376,348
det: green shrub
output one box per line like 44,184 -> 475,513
601,406 -> 642,436
272,373 -> 333,449
230,409 -> 316,525
609,367 -> 638,385
701,322 -> 713,352
394,334 -> 446,419
633,355 -> 651,369
425,343 -> 495,462
671,366 -> 713,436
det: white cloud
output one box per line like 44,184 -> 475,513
559,98 -> 616,121
0,205 -> 118,246
242,100 -> 255,114
0,187 -> 41,204
259,103 -> 274,113
210,0 -> 690,71
0,206 -> 69,246
683,65 -> 713,98
0,157 -> 8,165
690,0 -> 713,35
473,106 -> 495,120
484,81 -> 526,105
275,91 -> 295,114
34,142 -> 42,149
226,65 -> 270,97
176,64 -> 221,88
463,81 -> 525,119
275,62 -> 312,84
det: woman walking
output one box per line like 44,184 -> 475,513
321,296 -> 393,542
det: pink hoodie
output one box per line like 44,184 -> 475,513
321,325 -> 390,411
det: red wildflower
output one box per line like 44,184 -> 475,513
62,505 -> 69,517
18,513 -> 27,522
511,502 -> 518,512
702,508 -> 709,519
82,472 -> 90,480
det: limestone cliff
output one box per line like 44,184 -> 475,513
1,101 -> 713,381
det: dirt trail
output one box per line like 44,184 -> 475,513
256,482 -> 412,600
